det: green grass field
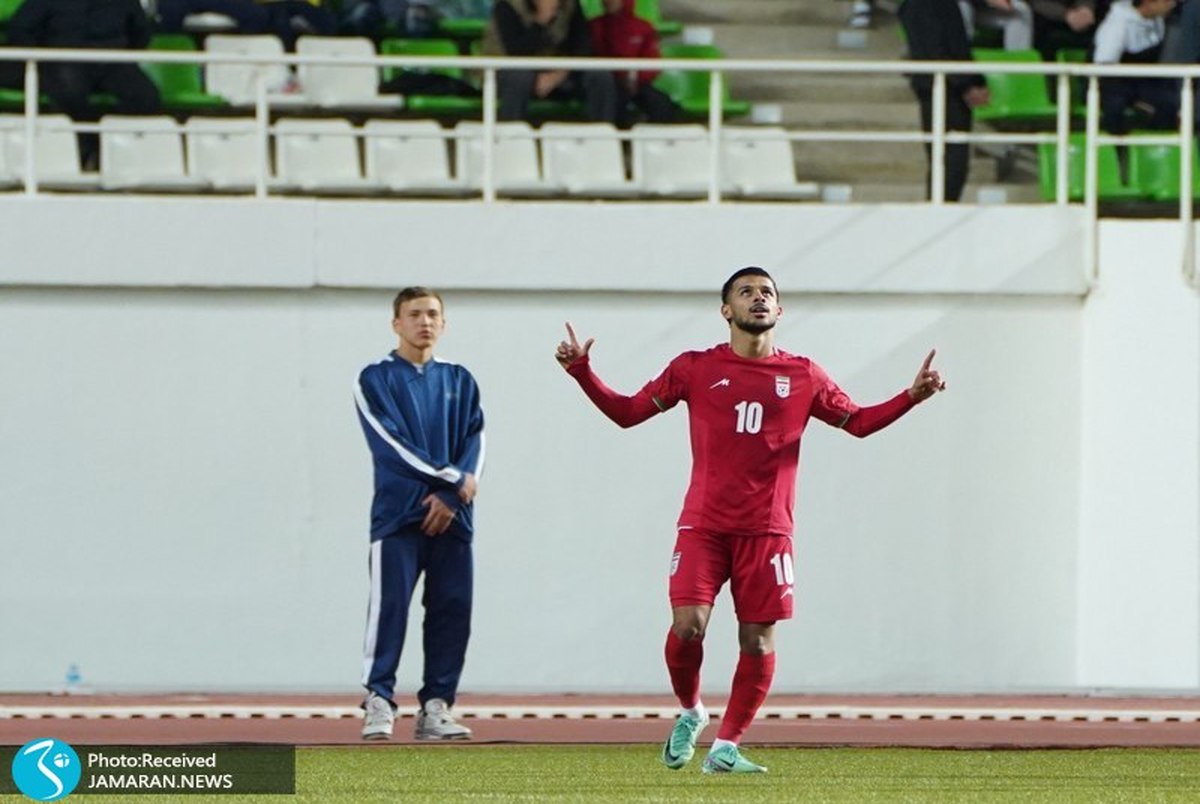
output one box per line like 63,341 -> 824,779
40,745 -> 1200,802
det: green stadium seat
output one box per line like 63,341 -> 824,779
0,0 -> 24,25
1037,135 -> 1143,201
142,34 -> 228,111
655,43 -> 751,119
973,48 -> 1059,126
381,37 -> 466,81
436,17 -> 487,40
1128,136 -> 1200,201
379,38 -> 482,116
635,0 -> 682,36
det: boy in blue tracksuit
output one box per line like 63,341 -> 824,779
354,286 -> 485,741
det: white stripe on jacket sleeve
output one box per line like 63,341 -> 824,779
354,377 -> 463,486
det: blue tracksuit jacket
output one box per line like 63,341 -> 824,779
354,353 -> 486,542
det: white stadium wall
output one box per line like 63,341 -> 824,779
0,198 -> 1195,695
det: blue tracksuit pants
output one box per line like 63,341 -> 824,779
361,527 -> 473,707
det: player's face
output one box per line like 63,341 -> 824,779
722,276 -> 781,334
393,296 -> 445,350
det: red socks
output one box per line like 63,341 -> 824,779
664,631 -> 703,708
716,652 -> 776,742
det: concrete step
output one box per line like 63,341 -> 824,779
768,99 -> 917,130
702,23 -> 907,62
660,0 -> 854,27
846,180 -> 1044,204
798,153 -> 1002,184
730,72 -> 912,105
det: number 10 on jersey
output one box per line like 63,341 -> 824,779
734,400 -> 763,434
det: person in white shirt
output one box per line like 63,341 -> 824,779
1092,0 -> 1179,132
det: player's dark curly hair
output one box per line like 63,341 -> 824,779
392,286 -> 444,318
721,267 -> 776,303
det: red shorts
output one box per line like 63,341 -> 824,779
668,528 -> 795,623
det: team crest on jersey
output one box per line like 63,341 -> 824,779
775,375 -> 790,398
670,551 -> 681,576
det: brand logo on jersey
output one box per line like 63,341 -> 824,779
670,551 -> 681,576
709,378 -> 730,390
775,375 -> 790,398
780,587 -> 794,600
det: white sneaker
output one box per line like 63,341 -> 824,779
361,692 -> 395,741
415,698 -> 472,740
849,0 -> 872,28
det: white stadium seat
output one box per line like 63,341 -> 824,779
0,114 -> 100,191
362,119 -> 469,196
186,117 -> 269,193
454,121 -> 559,197
540,122 -> 641,199
296,36 -> 401,110
100,116 -> 208,192
274,117 -> 378,193
721,126 -> 820,201
204,34 -> 309,107
631,123 -> 727,199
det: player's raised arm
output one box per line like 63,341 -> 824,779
836,349 -> 945,438
556,322 -> 662,429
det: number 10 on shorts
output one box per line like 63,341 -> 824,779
769,552 -> 794,586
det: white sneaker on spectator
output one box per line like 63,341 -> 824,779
849,0 -> 872,28
361,692 -> 395,741
415,698 -> 472,741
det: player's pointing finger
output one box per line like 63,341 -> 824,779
921,349 -> 936,372
565,321 -> 579,347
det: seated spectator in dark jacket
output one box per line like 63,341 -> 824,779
589,0 -> 679,126
1030,0 -> 1107,58
1093,0 -> 1178,133
7,0 -> 161,169
899,0 -> 991,202
481,0 -> 616,122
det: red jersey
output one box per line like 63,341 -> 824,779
642,344 -> 856,536
567,342 -> 915,538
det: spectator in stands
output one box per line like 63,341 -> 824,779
339,0 -> 491,38
588,0 -> 680,126
157,0 -> 336,49
958,0 -> 1037,50
339,0 -> 431,38
1030,1 -> 1106,59
898,0 -> 991,202
6,0 -> 161,170
1093,0 -> 1178,134
481,0 -> 618,123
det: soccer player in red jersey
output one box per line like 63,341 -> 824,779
555,266 -> 945,774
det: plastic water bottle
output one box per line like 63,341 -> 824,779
64,663 -> 82,694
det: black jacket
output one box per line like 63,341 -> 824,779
8,0 -> 152,50
898,0 -> 987,95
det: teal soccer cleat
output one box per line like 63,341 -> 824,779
660,711 -> 710,769
701,743 -> 768,774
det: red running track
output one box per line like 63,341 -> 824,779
3,694 -> 1200,748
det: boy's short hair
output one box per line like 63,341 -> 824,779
392,287 -> 444,318
720,267 -> 776,303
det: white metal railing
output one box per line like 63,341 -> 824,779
2,48 -> 1200,284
